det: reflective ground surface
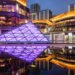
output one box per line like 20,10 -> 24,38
28,64 -> 68,75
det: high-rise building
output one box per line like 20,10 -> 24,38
68,3 -> 75,11
30,3 -> 40,13
39,9 -> 52,20
0,0 -> 28,26
30,3 -> 52,34
31,9 -> 52,20
30,9 -> 52,34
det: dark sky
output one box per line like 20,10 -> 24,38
27,0 -> 75,15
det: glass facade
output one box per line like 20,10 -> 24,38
31,9 -> 52,20
0,22 -> 48,42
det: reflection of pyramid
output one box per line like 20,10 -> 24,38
0,22 -> 49,63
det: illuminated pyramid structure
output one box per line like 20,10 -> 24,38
0,22 -> 49,63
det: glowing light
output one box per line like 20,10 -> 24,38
68,33 -> 72,36
0,22 -> 48,42
0,22 -> 49,63
0,45 -> 47,63
68,46 -> 72,49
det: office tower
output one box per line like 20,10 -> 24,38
30,3 -> 40,13
68,3 -> 75,11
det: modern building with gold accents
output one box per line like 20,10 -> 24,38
32,4 -> 75,64
50,10 -> 75,43
32,4 -> 75,44
0,0 -> 28,26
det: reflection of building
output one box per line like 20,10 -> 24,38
30,3 -> 40,13
0,0 -> 28,26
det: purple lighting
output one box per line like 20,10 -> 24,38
0,45 -> 47,62
0,22 -> 49,63
0,22 -> 48,43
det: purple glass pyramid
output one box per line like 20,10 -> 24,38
0,22 -> 48,43
0,22 -> 49,63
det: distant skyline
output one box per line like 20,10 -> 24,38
27,0 -> 75,15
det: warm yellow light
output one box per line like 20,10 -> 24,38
17,0 -> 26,6
32,20 -> 53,26
51,11 -> 75,22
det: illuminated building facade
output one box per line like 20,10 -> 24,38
0,0 -> 28,26
50,10 -> 75,44
47,7 -> 75,61
32,4 -> 75,61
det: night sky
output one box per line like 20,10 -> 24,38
27,0 -> 75,15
